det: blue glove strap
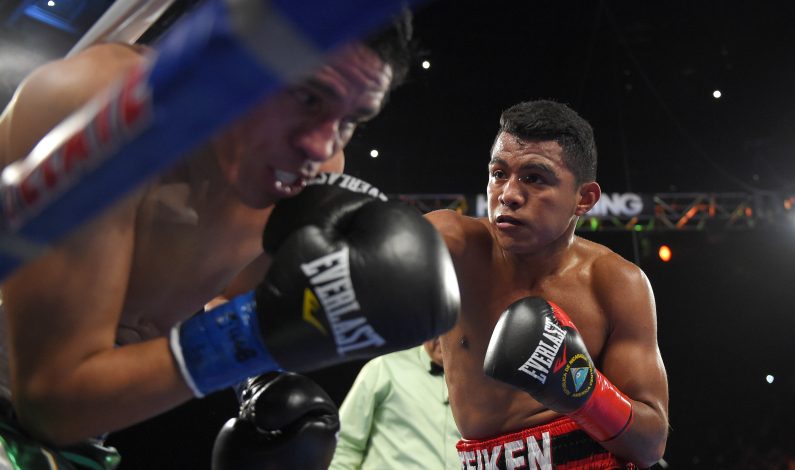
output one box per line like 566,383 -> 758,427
174,291 -> 280,396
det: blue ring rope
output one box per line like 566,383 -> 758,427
0,0 -> 420,281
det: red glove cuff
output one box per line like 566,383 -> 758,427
570,372 -> 633,442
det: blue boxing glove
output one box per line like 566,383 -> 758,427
170,173 -> 460,396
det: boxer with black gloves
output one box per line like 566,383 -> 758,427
212,371 -> 339,470
170,173 -> 460,397
0,9 -> 418,467
425,100 -> 668,469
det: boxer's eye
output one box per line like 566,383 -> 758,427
522,174 -> 544,184
290,87 -> 321,110
490,169 -> 506,180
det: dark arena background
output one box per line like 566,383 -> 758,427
2,0 -> 795,468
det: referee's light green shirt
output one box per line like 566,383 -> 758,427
329,345 -> 461,469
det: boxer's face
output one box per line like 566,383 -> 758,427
213,42 -> 392,208
487,132 -> 597,254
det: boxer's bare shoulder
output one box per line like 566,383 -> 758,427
580,237 -> 656,329
588,241 -> 650,293
0,43 -> 145,167
425,210 -> 493,266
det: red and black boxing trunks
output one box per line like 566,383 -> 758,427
456,416 -> 636,470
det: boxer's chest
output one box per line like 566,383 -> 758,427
458,250 -> 607,360
118,185 -> 267,341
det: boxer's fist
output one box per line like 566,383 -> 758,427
483,297 -> 594,412
483,297 -> 632,441
170,174 -> 460,396
211,372 -> 339,470
256,173 -> 460,371
261,172 -> 389,253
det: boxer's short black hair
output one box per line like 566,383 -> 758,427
496,100 -> 597,184
363,7 -> 415,90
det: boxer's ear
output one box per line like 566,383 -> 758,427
575,181 -> 600,216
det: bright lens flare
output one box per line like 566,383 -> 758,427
658,245 -> 672,262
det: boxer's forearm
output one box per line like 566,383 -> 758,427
13,338 -> 192,446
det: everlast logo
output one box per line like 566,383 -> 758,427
517,317 -> 566,384
459,432 -> 552,470
300,246 -> 386,355
1,64 -> 152,228
310,173 -> 388,201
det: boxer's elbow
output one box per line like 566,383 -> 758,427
633,441 -> 667,469
626,427 -> 668,468
13,377 -> 93,446
619,393 -> 668,467
606,405 -> 668,468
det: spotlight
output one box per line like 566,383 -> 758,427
369,149 -> 379,158
421,60 -> 431,70
712,89 -> 722,99
658,245 -> 672,262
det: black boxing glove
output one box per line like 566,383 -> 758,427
255,173 -> 460,370
170,174 -> 460,396
211,371 -> 339,470
260,172 -> 390,251
483,297 -> 633,442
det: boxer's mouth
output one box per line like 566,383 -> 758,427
496,214 -> 523,226
275,169 -> 300,185
273,169 -> 307,194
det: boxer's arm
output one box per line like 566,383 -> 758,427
216,253 -> 273,303
424,210 -> 468,263
592,255 -> 669,467
329,359 -> 385,469
1,45 -> 193,446
3,196 -> 193,446
424,209 -> 471,372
